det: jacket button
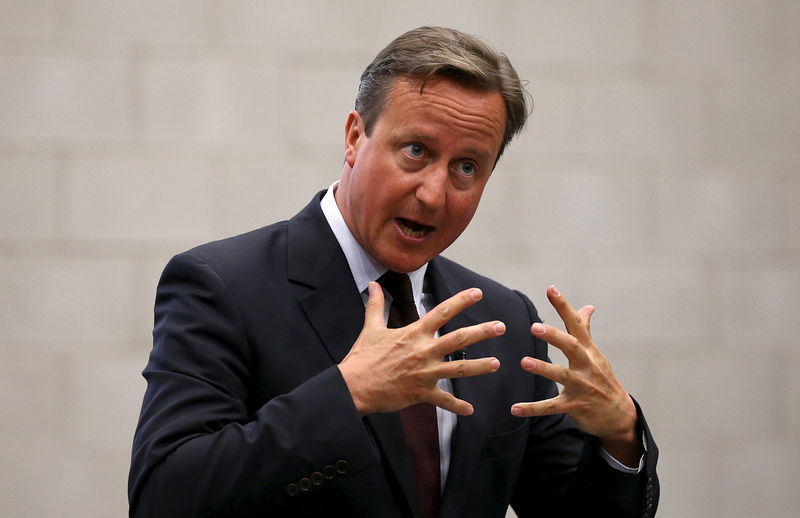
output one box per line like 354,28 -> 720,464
335,459 -> 350,474
311,471 -> 325,486
323,465 -> 337,479
298,477 -> 312,491
286,483 -> 300,496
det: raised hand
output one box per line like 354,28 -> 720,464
511,285 -> 641,466
339,282 -> 504,416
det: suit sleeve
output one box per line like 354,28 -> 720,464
128,252 -> 380,517
509,291 -> 660,518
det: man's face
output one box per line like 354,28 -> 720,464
336,77 -> 507,273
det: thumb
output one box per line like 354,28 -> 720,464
363,281 -> 386,328
578,305 -> 596,331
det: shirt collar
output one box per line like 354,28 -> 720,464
320,181 -> 427,300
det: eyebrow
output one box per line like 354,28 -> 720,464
459,146 -> 493,163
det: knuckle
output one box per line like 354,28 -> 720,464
433,391 -> 451,408
566,336 -> 581,352
456,362 -> 466,378
436,304 -> 451,319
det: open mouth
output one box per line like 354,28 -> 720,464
396,217 -> 434,239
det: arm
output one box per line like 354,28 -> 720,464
128,253 -> 379,517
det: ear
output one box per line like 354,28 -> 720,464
344,110 -> 363,168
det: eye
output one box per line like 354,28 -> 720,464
403,143 -> 426,159
457,161 -> 477,176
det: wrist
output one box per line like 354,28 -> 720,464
599,417 -> 642,468
337,363 -> 371,416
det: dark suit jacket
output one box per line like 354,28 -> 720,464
129,191 -> 659,517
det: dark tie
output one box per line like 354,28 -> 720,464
377,270 -> 441,518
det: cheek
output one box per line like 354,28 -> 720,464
455,188 -> 487,224
441,204 -> 478,240
452,192 -> 482,221
359,198 -> 392,232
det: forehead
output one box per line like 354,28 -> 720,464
379,76 -> 507,154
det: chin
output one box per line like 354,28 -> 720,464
383,254 -> 434,274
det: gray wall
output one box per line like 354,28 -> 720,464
1,1 -> 798,516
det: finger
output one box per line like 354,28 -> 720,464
434,320 -> 506,357
363,281 -> 386,329
546,285 -> 590,341
530,322 -> 589,365
433,357 -> 500,379
519,356 -> 571,385
428,388 -> 474,416
577,305 -> 596,334
510,395 -> 571,418
420,288 -> 483,333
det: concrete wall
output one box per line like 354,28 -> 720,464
1,1 -> 797,516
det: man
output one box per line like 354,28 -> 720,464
129,27 -> 659,517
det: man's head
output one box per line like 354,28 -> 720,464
355,26 -> 529,161
336,27 -> 528,273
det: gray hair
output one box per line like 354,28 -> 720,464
355,26 -> 530,160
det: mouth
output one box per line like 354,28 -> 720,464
395,217 -> 434,239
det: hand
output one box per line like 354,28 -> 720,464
511,285 -> 641,466
339,282 -> 504,416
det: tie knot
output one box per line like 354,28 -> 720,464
377,270 -> 415,304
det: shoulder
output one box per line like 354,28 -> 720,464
157,221 -> 292,300
171,190 -> 328,275
182,221 -> 290,271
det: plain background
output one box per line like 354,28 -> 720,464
1,1 -> 798,516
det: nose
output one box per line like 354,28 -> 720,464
414,165 -> 448,211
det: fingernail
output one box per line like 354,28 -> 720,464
493,322 -> 506,334
490,358 -> 500,370
531,323 -> 545,334
521,357 -> 535,369
471,288 -> 483,300
550,285 -> 560,297
511,405 -> 523,416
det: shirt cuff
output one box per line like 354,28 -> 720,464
598,432 -> 647,474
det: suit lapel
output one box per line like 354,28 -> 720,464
289,193 -> 364,364
427,259 -> 493,518
287,193 -> 419,516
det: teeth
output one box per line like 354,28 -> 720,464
398,219 -> 428,238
